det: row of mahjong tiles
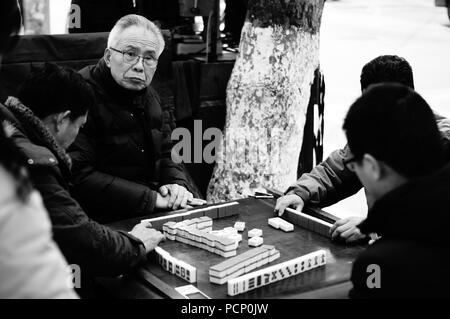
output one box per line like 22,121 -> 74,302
141,201 -> 240,230
284,207 -> 333,237
209,245 -> 280,284
227,249 -> 327,296
154,246 -> 197,283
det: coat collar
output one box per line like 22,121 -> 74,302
358,163 -> 450,245
4,97 -> 72,171
90,59 -> 148,108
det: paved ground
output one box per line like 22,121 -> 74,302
319,0 -> 450,218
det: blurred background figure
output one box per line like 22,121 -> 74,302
223,0 -> 248,46
0,0 -> 77,298
69,0 -> 181,33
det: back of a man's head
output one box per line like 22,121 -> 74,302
18,63 -> 94,120
344,83 -> 444,179
360,55 -> 414,91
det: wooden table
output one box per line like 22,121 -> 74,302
105,198 -> 365,299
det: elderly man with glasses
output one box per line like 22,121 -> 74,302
70,15 -> 194,223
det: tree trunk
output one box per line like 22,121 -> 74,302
207,0 -> 325,202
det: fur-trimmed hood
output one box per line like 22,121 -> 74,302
2,97 -> 72,172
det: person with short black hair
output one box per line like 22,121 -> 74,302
343,83 -> 450,298
1,63 -> 165,297
360,55 -> 415,91
19,63 -> 93,119
344,84 -> 444,178
0,0 -> 77,298
275,55 -> 450,243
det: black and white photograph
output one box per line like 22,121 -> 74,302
0,0 -> 449,305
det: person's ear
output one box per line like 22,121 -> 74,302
363,154 -> 382,180
104,48 -> 112,67
55,111 -> 71,131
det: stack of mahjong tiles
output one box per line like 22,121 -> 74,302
162,217 -> 239,258
210,227 -> 242,245
163,217 -> 213,240
209,245 -> 280,284
268,217 -> 294,232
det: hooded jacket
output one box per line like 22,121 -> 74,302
349,163 -> 450,298
0,116 -> 77,298
0,98 -> 147,280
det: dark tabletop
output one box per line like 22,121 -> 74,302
106,197 -> 366,299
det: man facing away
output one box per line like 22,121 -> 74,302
342,83 -> 450,298
275,55 -> 450,243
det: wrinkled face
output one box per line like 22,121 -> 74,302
55,114 -> 87,150
105,25 -> 160,91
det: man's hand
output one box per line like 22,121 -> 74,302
274,194 -> 305,216
155,192 -> 170,209
159,184 -> 193,210
330,216 -> 367,243
129,223 -> 165,253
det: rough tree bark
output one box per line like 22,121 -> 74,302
207,0 -> 325,202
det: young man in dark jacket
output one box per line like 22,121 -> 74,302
70,14 -> 194,223
1,63 -> 165,296
0,0 -> 78,298
342,83 -> 449,298
275,55 -> 450,242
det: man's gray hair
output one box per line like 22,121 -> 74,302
107,14 -> 165,56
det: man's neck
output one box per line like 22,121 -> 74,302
374,170 -> 410,204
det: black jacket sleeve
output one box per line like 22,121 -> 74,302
70,120 -> 159,220
30,165 -> 147,277
157,101 -> 192,191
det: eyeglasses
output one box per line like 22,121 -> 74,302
109,47 -> 158,68
343,156 -> 359,171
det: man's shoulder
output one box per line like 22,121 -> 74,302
351,239 -> 450,298
352,238 -> 445,281
147,85 -> 162,104
0,107 -> 60,169
78,64 -> 104,95
15,139 -> 60,169
78,64 -> 95,80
